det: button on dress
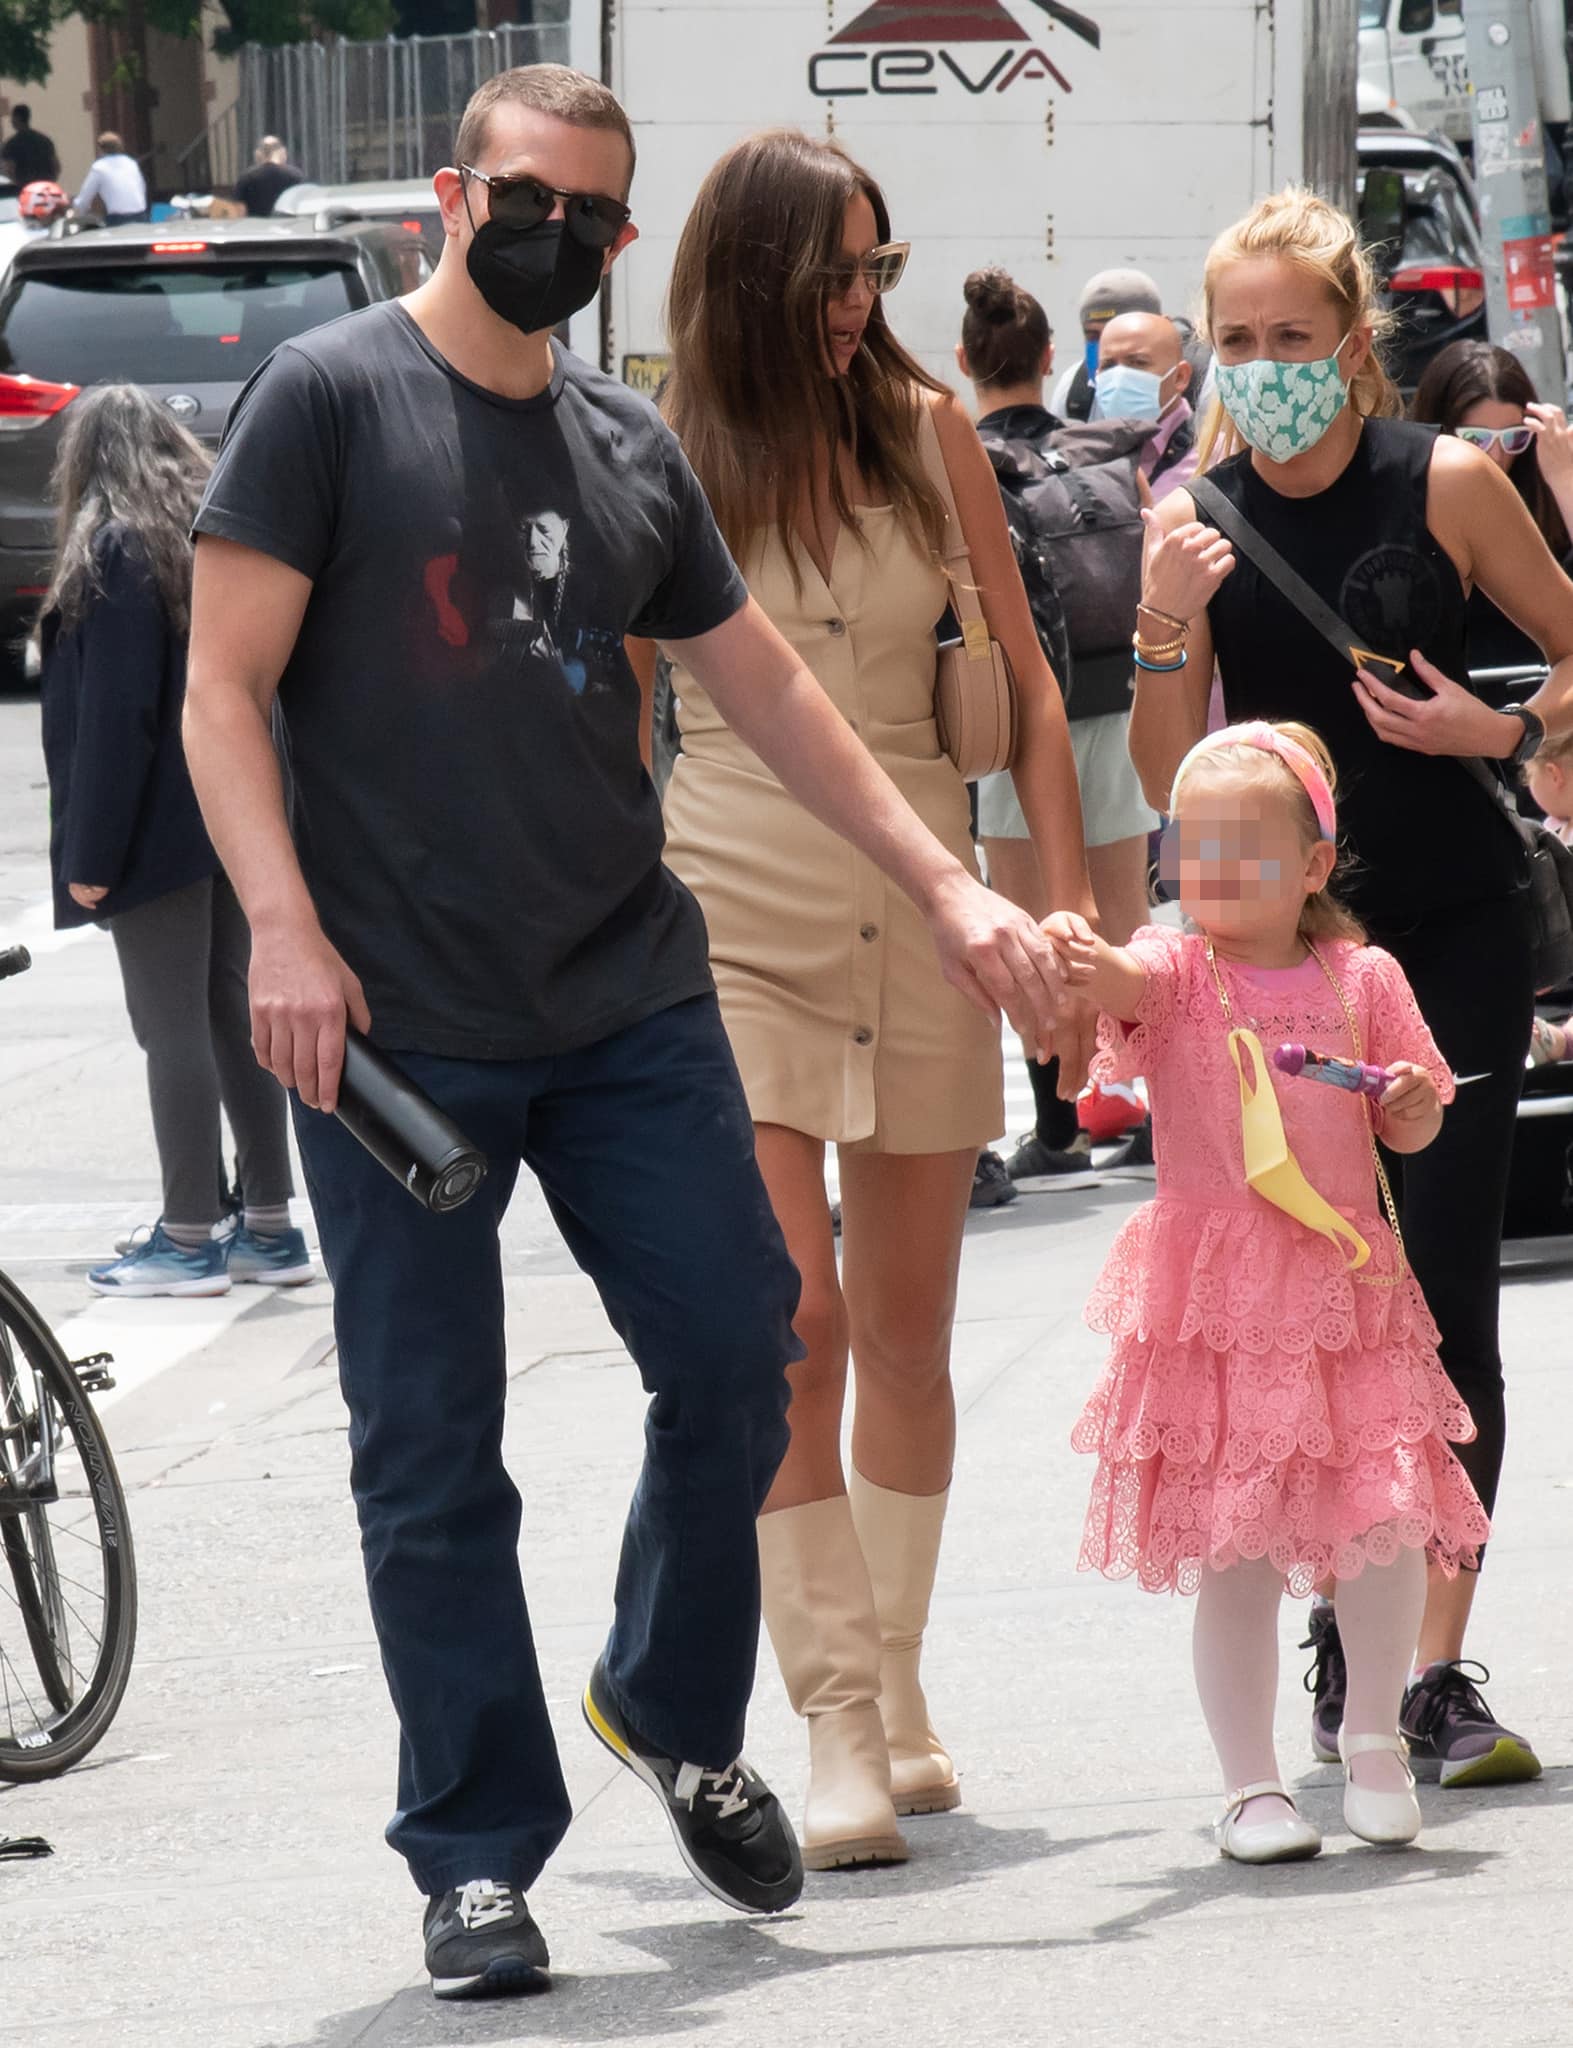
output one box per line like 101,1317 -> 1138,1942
662,506 -> 1004,1153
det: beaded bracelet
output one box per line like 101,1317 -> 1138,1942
1134,649 -> 1188,673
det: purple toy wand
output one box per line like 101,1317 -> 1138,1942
1273,1043 -> 1390,1100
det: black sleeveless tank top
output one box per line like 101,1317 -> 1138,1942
1198,417 -> 1523,940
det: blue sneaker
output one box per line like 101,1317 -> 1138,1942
88,1222 -> 231,1298
225,1224 -> 315,1287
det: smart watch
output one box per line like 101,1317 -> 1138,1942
1501,703 -> 1546,770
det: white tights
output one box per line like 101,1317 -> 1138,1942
1192,1545 -> 1427,1824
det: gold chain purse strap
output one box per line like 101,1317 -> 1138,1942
1204,939 -> 1407,1287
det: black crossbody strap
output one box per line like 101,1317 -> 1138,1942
1188,475 -> 1379,670
1187,474 -> 1535,855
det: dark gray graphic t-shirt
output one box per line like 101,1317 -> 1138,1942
196,302 -> 747,1059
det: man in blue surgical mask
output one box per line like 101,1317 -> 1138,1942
1091,311 -> 1200,500
1048,266 -> 1162,423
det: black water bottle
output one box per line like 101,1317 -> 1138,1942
335,1030 -> 488,1213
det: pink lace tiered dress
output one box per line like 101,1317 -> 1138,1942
1073,927 -> 1490,1596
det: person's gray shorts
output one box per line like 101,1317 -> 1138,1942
977,710 -> 1158,847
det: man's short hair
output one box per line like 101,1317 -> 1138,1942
454,65 -> 635,189
258,134 -> 287,162
13,105 -> 30,125
97,131 -> 123,155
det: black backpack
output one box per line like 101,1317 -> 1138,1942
981,416 -> 1155,721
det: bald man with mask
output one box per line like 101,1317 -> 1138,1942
1092,312 -> 1200,499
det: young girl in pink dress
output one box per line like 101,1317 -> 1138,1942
1043,720 -> 1490,1865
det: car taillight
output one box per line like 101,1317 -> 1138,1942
0,373 -> 80,433
150,240 -> 208,254
1389,265 -> 1486,319
401,219 -> 424,235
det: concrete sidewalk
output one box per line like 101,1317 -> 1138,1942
3,1179 -> 1570,2048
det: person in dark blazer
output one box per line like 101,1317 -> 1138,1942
38,384 -> 310,1296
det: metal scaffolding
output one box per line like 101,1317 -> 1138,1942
185,12 -> 573,193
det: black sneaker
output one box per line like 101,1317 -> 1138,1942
1005,1128 -> 1094,1182
1400,1661 -> 1542,1788
1107,1120 -> 1155,1170
1300,1601 -> 1346,1764
423,1880 -> 550,2000
970,1149 -> 1019,1209
582,1655 -> 802,1915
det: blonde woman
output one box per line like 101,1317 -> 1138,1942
1131,187 -> 1573,1788
635,130 -> 1094,1871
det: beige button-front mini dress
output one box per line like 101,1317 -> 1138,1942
661,505 -> 1004,1154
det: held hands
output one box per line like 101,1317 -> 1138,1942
1139,509 -> 1235,624
923,872 -> 1068,1058
1353,649 -> 1520,758
1039,909 -> 1099,987
68,884 -> 108,910
249,918 -> 371,1115
1039,912 -> 1102,1098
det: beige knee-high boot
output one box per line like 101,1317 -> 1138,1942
756,1495 -> 908,1871
848,1470 -> 962,1815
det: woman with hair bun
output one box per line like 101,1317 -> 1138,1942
1130,186 -> 1573,1791
956,265 -> 1160,1176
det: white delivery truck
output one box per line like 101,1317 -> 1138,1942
564,0 -> 1360,391
1357,0 -> 1570,149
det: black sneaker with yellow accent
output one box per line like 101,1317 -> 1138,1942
582,1655 -> 802,1915
423,1880 -> 549,2000
1400,1661 -> 1542,1788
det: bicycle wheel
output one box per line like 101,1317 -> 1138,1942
0,1269 -> 137,1780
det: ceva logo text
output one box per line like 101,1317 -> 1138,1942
808,0 -> 1102,99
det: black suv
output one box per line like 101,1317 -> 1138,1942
1357,129 -> 1487,395
0,215 -> 427,676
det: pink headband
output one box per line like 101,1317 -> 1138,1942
1170,722 -> 1337,841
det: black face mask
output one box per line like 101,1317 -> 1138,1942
466,217 -> 605,336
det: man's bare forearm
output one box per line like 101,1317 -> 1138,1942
182,685 -> 319,938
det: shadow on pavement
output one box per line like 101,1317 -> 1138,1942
273,1815 -> 1154,2045
1089,1842 -> 1503,1946
288,1915 -> 1092,2048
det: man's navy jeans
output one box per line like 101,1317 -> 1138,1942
292,994 -> 800,1897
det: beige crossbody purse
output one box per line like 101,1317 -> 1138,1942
916,402 -> 1018,782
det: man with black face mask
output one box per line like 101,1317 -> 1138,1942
184,63 -> 1071,2004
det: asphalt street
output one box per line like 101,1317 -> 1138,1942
1,693 -> 1571,2048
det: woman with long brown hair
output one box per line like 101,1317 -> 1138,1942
637,130 -> 1094,1871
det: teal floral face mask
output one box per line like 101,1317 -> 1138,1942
1214,334 -> 1354,462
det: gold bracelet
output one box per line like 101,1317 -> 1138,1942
1133,635 -> 1185,660
1138,602 -> 1190,636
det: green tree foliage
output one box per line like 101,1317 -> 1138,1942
0,0 -> 395,84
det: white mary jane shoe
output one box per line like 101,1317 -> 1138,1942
1216,1780 -> 1323,1864
1339,1731 -> 1422,1847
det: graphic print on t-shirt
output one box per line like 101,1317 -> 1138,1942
1340,543 -> 1445,662
418,484 -> 621,697
510,510 -> 569,666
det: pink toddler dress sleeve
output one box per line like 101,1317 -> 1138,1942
1091,924 -> 1189,1089
1349,945 -> 1456,1106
